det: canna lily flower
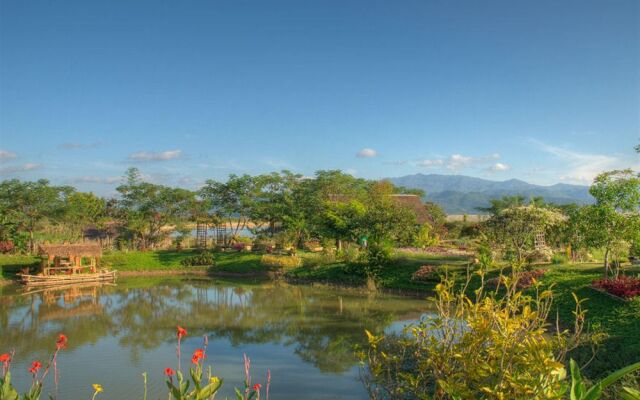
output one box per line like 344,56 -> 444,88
56,334 -> 68,350
176,326 -> 187,339
28,360 -> 42,374
191,348 -> 206,364
0,353 -> 10,370
164,367 -> 174,377
210,376 -> 220,386
253,383 -> 262,391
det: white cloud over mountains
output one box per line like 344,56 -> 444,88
414,153 -> 501,171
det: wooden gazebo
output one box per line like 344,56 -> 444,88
38,244 -> 102,276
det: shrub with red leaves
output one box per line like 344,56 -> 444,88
592,276 -> 640,300
0,241 -> 14,254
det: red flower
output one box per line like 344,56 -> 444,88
177,326 -> 187,339
28,360 -> 42,374
56,334 -> 68,350
191,354 -> 200,364
253,383 -> 262,391
0,353 -> 10,363
164,367 -> 174,377
193,348 -> 205,359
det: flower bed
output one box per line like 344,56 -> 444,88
592,276 -> 640,300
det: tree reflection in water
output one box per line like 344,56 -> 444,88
0,277 -> 430,397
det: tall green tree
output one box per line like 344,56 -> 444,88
582,169 -> 640,276
200,174 -> 259,238
116,168 -> 196,250
0,179 -> 72,252
485,205 -> 564,263
64,191 -> 107,240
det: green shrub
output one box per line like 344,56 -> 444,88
359,270 -> 589,399
180,252 -> 216,267
260,254 -> 301,269
551,253 -> 569,264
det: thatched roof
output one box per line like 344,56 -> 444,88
389,194 -> 432,224
38,244 -> 102,257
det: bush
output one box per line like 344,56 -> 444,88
252,238 -> 275,252
0,241 -> 14,254
361,242 -> 391,277
486,269 -> 546,289
180,252 -> 216,267
302,252 -> 336,268
593,276 -> 640,299
551,253 -> 569,264
526,247 -> 553,264
411,265 -> 440,282
260,254 -> 301,270
359,272 -> 588,399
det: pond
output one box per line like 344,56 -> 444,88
0,277 -> 433,399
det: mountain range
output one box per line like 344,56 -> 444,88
387,174 -> 593,214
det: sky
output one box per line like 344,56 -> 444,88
1,0 -> 639,195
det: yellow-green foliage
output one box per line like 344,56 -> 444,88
360,268 -> 588,399
260,254 -> 301,269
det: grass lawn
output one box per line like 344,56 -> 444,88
0,254 -> 41,279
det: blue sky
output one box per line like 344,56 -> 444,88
1,0 -> 638,195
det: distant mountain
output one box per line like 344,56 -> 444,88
387,174 -> 593,214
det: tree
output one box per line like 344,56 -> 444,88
116,168 -> 197,250
64,191 -> 106,240
0,179 -> 72,252
200,174 -> 259,239
485,205 -> 564,263
582,169 -> 640,276
477,195 -> 526,215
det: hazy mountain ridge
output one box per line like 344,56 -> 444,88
387,174 -> 593,214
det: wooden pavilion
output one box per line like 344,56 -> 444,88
38,244 -> 102,276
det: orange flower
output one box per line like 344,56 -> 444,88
56,334 -> 68,350
164,367 -> 174,377
0,353 -> 10,363
28,360 -> 42,374
176,326 -> 187,339
191,348 -> 205,364
253,383 -> 262,391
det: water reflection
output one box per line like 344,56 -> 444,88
0,277 -> 431,399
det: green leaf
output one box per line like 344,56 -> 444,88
570,359 -> 585,400
621,387 -> 640,400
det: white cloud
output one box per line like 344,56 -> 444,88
60,142 -> 100,150
531,139 -> 636,184
0,150 -> 17,162
129,149 -> 183,162
490,162 -> 511,172
356,148 -> 378,158
0,163 -> 42,174
414,153 -> 499,171
69,176 -> 121,184
416,159 -> 444,167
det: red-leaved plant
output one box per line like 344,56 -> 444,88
593,275 -> 640,299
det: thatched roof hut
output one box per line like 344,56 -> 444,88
389,194 -> 432,225
38,244 -> 102,258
